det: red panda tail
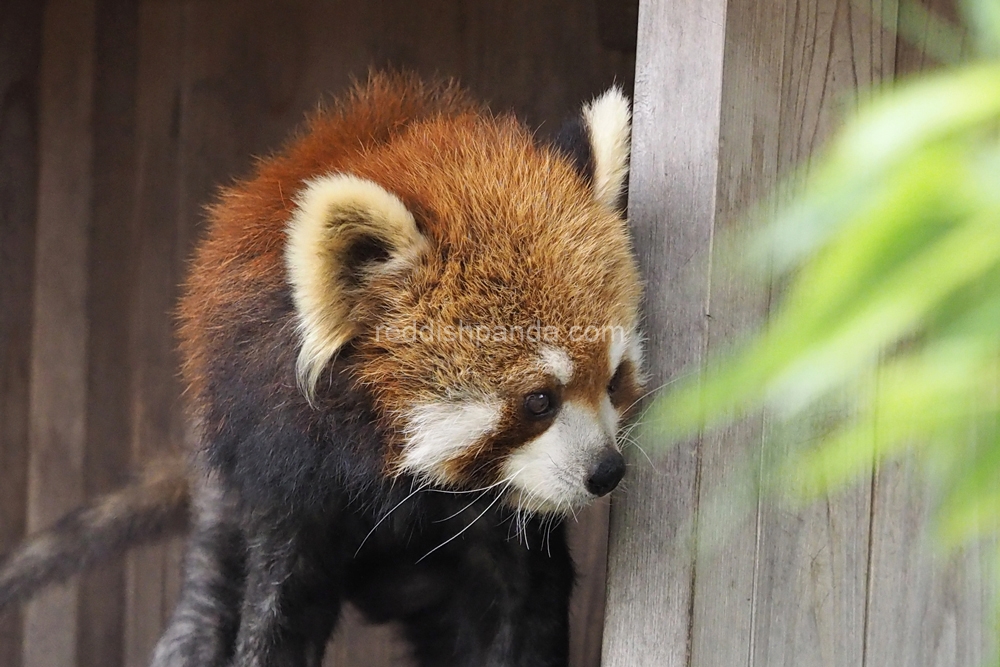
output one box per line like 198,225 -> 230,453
0,456 -> 191,609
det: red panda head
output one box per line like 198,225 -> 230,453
178,76 -> 642,517
282,83 -> 643,516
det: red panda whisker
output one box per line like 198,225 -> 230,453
416,482 -> 512,564
618,371 -> 699,417
426,477 -> 512,495
354,481 -> 432,557
562,499 -> 579,523
432,487 -> 496,524
503,506 -> 529,547
619,436 -> 662,475
433,465 -> 527,524
617,416 -> 647,440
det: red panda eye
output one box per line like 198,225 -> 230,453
523,391 -> 556,420
607,364 -> 624,395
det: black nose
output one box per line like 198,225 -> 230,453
585,448 -> 626,497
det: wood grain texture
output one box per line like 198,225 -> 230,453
610,1 -> 988,666
862,6 -> 985,648
777,0 -> 897,172
864,457 -> 994,667
687,0 -> 788,663
602,0 -> 727,665
0,3 -> 44,667
23,0 -> 95,665
749,4 -> 895,667
123,2 -> 188,664
77,2 -> 141,665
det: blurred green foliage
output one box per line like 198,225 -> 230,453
651,0 -> 1000,550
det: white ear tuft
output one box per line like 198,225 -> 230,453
285,174 -> 426,402
582,87 -> 632,210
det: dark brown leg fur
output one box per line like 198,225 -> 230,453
151,473 -> 243,667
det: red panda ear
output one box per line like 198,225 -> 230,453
285,174 -> 427,400
552,87 -> 632,211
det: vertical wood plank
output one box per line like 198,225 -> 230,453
864,10 -> 991,664
687,0 -> 788,664
77,1 -> 140,665
0,2 -> 45,666
23,0 -> 96,665
602,0 -> 728,664
777,0 -> 896,172
610,1 -> 901,666
864,457 -> 994,667
748,3 -> 895,667
123,2 -> 188,664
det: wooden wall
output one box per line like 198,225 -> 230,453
603,1 -> 990,667
0,1 -> 637,666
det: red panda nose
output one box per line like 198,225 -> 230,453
585,448 -> 626,497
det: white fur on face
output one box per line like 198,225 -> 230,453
503,400 -> 619,514
539,346 -> 574,384
400,398 -> 502,482
609,328 -> 628,374
582,87 -> 631,210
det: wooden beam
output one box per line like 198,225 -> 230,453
602,0 -> 727,664
607,1 -> 991,666
23,1 -> 95,665
687,0 -> 788,661
0,2 -> 44,666
78,2 -> 141,665
122,3 -> 187,664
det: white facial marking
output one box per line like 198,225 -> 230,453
626,328 -> 648,386
503,401 -> 618,515
598,395 -> 618,435
539,346 -> 574,385
401,399 -> 502,481
609,329 -> 628,374
582,87 -> 631,210
610,327 -> 647,386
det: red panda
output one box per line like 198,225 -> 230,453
0,73 -> 642,667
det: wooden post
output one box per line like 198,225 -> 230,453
605,0 -> 993,665
601,0 -> 727,663
24,1 -> 95,666
0,3 -> 44,667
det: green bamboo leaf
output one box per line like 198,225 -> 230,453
760,66 -> 1000,271
835,64 -> 1000,172
963,0 -> 1000,56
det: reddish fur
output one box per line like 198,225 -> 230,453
179,74 -> 480,413
179,72 -> 641,486
0,76 -> 638,661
